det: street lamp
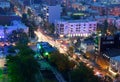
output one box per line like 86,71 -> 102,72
44,52 -> 49,56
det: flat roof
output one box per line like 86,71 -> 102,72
104,48 -> 120,57
111,56 -> 120,62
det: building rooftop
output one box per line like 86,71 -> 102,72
56,18 -> 96,23
0,20 -> 27,29
0,15 -> 21,26
111,56 -> 120,62
104,48 -> 120,57
90,2 -> 106,7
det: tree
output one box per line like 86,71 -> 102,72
8,29 -> 29,45
15,43 -> 35,56
102,20 -> 108,34
49,23 -> 55,34
107,24 -> 117,35
27,8 -> 32,17
22,13 -> 28,23
0,7 -> 5,15
48,51 -> 75,71
70,62 -> 102,82
67,46 -> 74,56
6,44 -> 40,82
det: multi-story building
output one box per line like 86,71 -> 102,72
95,15 -> 116,24
81,39 -> 95,53
95,16 -> 120,29
100,0 -> 120,4
0,1 -> 10,8
0,20 -> 28,41
108,4 -> 120,16
90,3 -> 120,16
42,4 -> 61,23
0,15 -> 21,26
110,55 -> 120,76
90,2 -> 107,16
116,19 -> 120,30
99,34 -> 120,76
55,19 -> 97,37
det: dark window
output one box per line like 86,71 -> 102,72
60,24 -> 64,27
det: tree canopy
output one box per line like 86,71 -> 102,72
70,62 -> 102,82
48,51 -> 76,71
6,44 -> 40,82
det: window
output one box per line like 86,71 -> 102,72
70,28 -> 73,32
102,41 -> 114,44
71,25 -> 73,27
60,28 -> 64,33
60,24 -> 64,27
76,28 -> 80,32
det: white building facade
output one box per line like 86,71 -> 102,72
55,20 -> 97,37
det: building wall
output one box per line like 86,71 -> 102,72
109,7 -> 120,16
0,21 -> 28,40
42,5 -> 61,23
110,58 -> 120,75
81,42 -> 95,53
56,20 -> 97,37
0,1 -> 10,8
95,16 -> 120,29
116,19 -> 120,30
48,5 -> 61,23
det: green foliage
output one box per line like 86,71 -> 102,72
103,20 -> 108,34
7,47 -> 15,53
107,24 -> 117,35
94,37 -> 99,45
6,44 -> 40,82
70,62 -> 101,82
48,51 -> 75,71
8,29 -> 29,45
15,43 -> 35,56
67,46 -> 74,56
43,22 -> 55,34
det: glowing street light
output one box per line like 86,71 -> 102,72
44,52 -> 49,56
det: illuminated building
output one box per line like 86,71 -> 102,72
81,39 -> 95,53
110,55 -> 120,76
99,34 -> 120,75
0,20 -> 28,41
0,1 -> 10,8
55,19 -> 97,37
